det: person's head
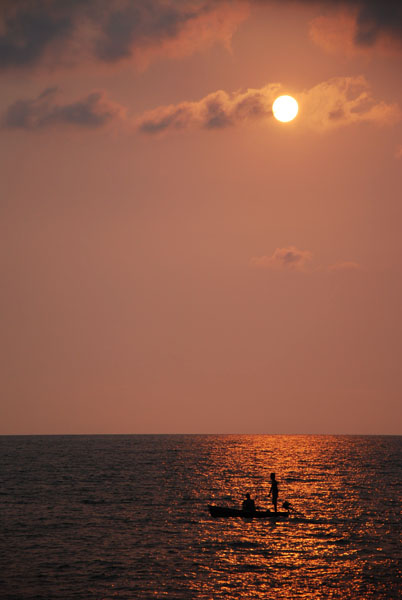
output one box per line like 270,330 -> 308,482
245,493 -> 250,499
270,473 -> 276,481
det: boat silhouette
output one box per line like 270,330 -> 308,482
208,504 -> 290,519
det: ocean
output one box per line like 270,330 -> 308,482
1,435 -> 401,599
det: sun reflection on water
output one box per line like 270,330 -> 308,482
188,435 -> 401,599
3,435 -> 399,599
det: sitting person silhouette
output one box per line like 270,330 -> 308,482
242,493 -> 256,513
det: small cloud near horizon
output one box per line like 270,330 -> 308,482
251,246 -> 313,271
251,248 -> 362,273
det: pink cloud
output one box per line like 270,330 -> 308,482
250,249 -> 362,274
298,76 -> 401,132
309,11 -> 402,58
251,246 -> 313,271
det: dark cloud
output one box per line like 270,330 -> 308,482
0,1 -> 400,72
2,87 -> 123,130
0,0 -> 240,70
203,94 -> 234,129
351,0 -> 402,46
267,0 -> 402,47
94,1 -> 193,63
139,104 -> 196,134
0,1 -> 80,69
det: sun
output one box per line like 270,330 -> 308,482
272,95 -> 299,123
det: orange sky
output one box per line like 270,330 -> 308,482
1,1 -> 401,434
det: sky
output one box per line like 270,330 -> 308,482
1,0 -> 401,435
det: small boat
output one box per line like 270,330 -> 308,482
208,505 -> 289,520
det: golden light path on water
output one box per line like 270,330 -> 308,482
174,435 -> 400,599
2,435 -> 400,599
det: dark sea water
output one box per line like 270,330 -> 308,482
1,435 -> 401,599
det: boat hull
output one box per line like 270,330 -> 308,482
208,505 -> 289,519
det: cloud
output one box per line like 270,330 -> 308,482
0,1 -> 401,73
396,145 -> 402,159
251,247 -> 313,271
299,75 -> 401,131
345,0 -> 402,47
137,75 -> 400,135
0,1 -> 73,69
95,2 -> 249,70
0,0 -> 248,71
137,84 -> 281,134
309,12 -> 402,57
251,248 -> 362,274
269,0 -> 402,52
328,261 -> 361,272
2,87 -> 124,130
4,75 -> 398,135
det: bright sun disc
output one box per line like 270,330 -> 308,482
272,95 -> 298,123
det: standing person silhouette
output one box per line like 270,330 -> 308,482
269,473 -> 278,513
